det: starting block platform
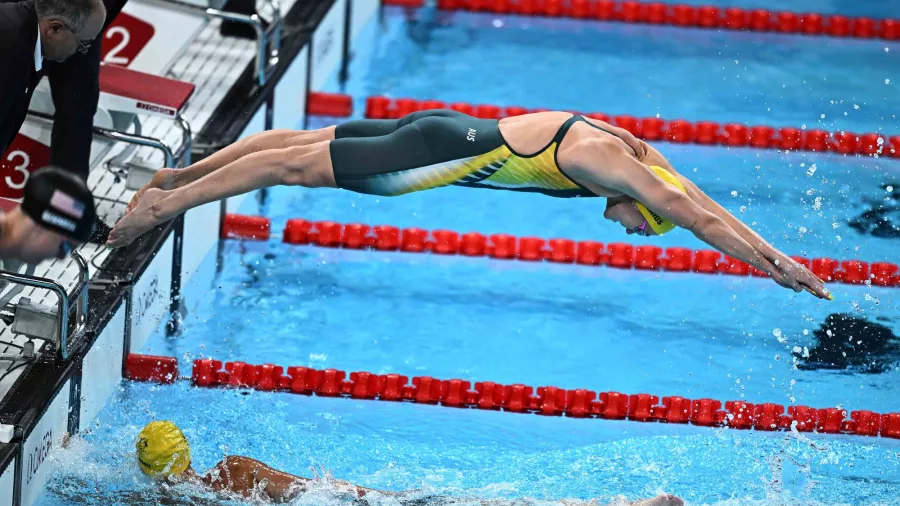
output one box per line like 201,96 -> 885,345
0,0 -> 288,403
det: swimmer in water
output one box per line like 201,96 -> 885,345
136,420 -> 683,505
110,110 -> 830,300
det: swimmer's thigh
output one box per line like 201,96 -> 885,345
330,114 -> 503,196
334,109 -> 473,139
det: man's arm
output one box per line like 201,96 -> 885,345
45,37 -> 102,180
0,3 -> 31,151
44,0 -> 129,179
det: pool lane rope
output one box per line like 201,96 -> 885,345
305,93 -> 900,158
123,353 -> 900,440
220,214 -> 900,289
383,0 -> 900,42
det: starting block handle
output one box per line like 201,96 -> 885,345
206,0 -> 282,86
0,252 -> 88,361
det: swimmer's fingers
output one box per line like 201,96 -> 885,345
796,267 -> 832,300
802,280 -> 833,300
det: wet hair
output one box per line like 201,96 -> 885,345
35,0 -> 103,32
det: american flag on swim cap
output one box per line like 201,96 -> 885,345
50,189 -> 85,219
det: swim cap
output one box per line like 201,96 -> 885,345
136,421 -> 191,476
634,166 -> 687,235
20,167 -> 96,242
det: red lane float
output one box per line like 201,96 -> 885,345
222,214 -> 271,241
262,216 -> 900,288
356,96 -> 900,157
182,358 -> 900,440
307,92 -> 353,117
125,354 -> 179,384
384,0 -> 900,41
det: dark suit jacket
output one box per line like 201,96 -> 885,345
0,0 -> 127,181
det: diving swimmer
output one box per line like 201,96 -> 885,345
109,109 -> 830,300
135,420 -> 684,505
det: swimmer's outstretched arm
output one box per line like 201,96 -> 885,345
202,456 -> 381,502
570,141 -> 829,299
639,143 -> 789,268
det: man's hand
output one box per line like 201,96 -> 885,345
126,168 -> 175,214
767,254 -> 832,300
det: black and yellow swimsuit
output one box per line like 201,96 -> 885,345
330,109 -> 632,198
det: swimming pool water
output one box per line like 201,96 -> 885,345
40,382 -> 900,506
40,5 -> 900,506
338,8 -> 900,135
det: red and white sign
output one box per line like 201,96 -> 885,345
98,64 -> 196,118
101,11 -> 156,68
0,134 -> 51,201
110,1 -> 207,75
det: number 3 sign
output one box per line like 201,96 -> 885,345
0,135 -> 51,200
101,12 -> 155,67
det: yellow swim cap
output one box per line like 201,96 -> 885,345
634,165 -> 688,235
136,421 -> 191,477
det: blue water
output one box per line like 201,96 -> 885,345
39,382 -> 900,506
640,0 -> 900,18
40,4 -> 900,506
341,9 -> 900,134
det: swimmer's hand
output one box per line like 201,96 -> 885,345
768,256 -> 832,300
108,188 -> 172,248
126,168 -> 176,214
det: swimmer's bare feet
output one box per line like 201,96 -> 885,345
631,494 -> 684,506
126,168 -> 176,214
108,188 -> 172,248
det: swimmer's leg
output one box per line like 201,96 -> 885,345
334,109 -> 470,139
112,112 -> 499,246
330,112 -> 504,196
161,110 -> 468,193
125,125 -> 343,213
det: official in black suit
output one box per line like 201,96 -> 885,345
0,0 -> 108,176
0,0 -> 126,262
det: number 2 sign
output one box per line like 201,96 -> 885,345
101,12 -> 155,67
0,135 -> 51,200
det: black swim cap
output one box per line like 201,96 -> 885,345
20,167 -> 96,242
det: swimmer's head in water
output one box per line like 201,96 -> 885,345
136,421 -> 191,477
604,166 -> 687,236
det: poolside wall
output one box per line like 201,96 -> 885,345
0,0 -> 381,504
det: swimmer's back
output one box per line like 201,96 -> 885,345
499,111 -> 643,161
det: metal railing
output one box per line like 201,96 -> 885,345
25,110 -> 185,169
206,0 -> 283,87
158,0 -> 283,88
0,252 -> 88,361
16,106 -> 193,361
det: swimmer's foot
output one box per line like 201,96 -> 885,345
107,188 -> 173,248
126,168 -> 176,214
631,494 -> 684,506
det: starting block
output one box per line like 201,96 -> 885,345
3,64 -> 196,201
